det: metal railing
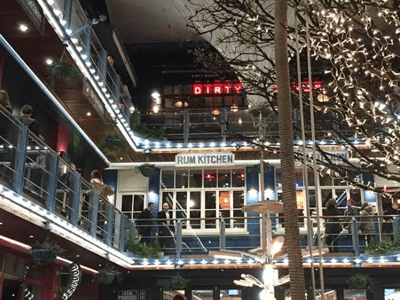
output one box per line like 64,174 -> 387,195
0,106 -> 133,252
40,0 -> 133,125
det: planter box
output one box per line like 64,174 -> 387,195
31,248 -> 57,265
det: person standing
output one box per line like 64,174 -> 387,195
17,104 -> 38,134
324,199 -> 341,253
157,202 -> 175,254
138,203 -> 154,245
359,202 -> 375,245
344,199 -> 358,233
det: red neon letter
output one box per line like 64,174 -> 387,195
223,82 -> 232,94
192,83 -> 203,95
213,82 -> 223,94
233,82 -> 243,94
204,83 -> 213,95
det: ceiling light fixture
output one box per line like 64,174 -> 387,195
46,59 -> 53,65
19,24 -> 29,32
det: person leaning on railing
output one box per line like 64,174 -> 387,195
89,169 -> 114,199
0,90 -> 12,113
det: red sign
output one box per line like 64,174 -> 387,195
192,81 -> 243,96
274,80 -> 324,93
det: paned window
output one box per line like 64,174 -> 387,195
121,193 -> 146,220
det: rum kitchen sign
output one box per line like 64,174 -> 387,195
175,152 -> 235,167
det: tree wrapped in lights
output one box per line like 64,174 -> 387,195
186,0 -> 400,196
184,0 -> 400,298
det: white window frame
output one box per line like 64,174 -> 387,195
120,192 -> 147,220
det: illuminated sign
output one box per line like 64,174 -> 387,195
192,81 -> 243,96
62,263 -> 82,300
274,80 -> 324,93
175,151 -> 235,167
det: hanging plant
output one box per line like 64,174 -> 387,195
365,234 -> 400,255
346,274 -> 374,289
248,161 -> 272,174
163,274 -> 190,290
31,237 -> 64,265
46,58 -> 82,87
135,164 -> 156,177
95,265 -> 122,285
130,112 -> 166,140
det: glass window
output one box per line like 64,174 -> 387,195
233,191 -> 245,229
164,98 -> 174,108
192,290 -> 214,299
121,194 -> 145,219
218,169 -> 231,188
343,289 -> 366,300
220,289 -> 242,299
176,170 -> 188,189
162,170 -> 174,188
164,85 -> 173,95
321,190 -> 333,208
189,191 -> 201,229
319,172 -> 333,186
204,170 -> 217,188
205,191 -> 217,229
190,169 -> 203,188
232,169 -> 245,187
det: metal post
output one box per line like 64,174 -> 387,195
221,107 -> 227,143
260,150 -> 267,254
106,203 -> 114,246
184,110 -> 189,145
70,172 -> 81,226
84,27 -> 92,63
130,220 -> 136,238
176,219 -> 182,259
88,190 -> 99,237
64,0 -> 73,30
351,217 -> 360,257
100,49 -> 108,83
114,74 -> 121,105
44,152 -> 59,214
305,1 -> 325,296
220,217 -> 226,250
393,216 -> 400,238
11,125 -> 28,195
295,12 -> 316,298
119,215 -> 126,251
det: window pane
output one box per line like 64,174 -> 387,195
189,210 -> 201,229
205,191 -> 216,229
350,189 -> 362,206
335,189 -> 347,209
232,169 -> 245,187
176,170 -> 188,189
204,170 -> 217,188
219,191 -> 231,228
133,195 -> 145,219
220,289 -> 242,299
233,191 -> 245,229
233,191 -> 244,209
319,173 -> 332,186
307,168 -> 315,186
192,290 -> 213,299
218,169 -> 231,188
190,169 -> 203,188
321,189 -> 333,208
121,195 -> 132,213
189,191 -> 201,209
162,170 -> 174,188
233,210 -> 245,229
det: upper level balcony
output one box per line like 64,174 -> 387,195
1,105 -> 400,271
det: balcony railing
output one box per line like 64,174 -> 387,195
1,106 -> 399,267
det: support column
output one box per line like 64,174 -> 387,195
43,264 -> 60,300
0,272 -> 4,300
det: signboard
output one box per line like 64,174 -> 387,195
118,290 -> 146,300
83,79 -> 107,122
175,152 -> 235,167
192,81 -> 243,96
302,150 -> 348,164
17,0 -> 45,34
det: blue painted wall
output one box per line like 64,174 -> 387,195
103,170 -> 118,205
148,168 -> 160,217
363,173 -> 376,203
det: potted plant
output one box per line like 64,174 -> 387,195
164,274 -> 190,290
135,164 -> 156,177
31,238 -> 64,265
127,238 -> 163,259
46,58 -> 82,88
95,265 -> 122,285
365,234 -> 400,255
346,274 -> 374,289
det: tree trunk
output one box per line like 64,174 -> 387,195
274,1 -> 306,299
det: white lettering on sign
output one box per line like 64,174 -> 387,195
302,150 -> 348,164
175,152 -> 235,167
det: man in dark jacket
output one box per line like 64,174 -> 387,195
157,203 -> 175,254
138,203 -> 154,245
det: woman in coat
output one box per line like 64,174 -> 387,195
359,202 -> 375,245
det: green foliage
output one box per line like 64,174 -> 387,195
96,265 -> 122,284
32,237 -> 64,255
130,112 -> 166,140
248,162 -> 272,174
46,59 -> 81,86
127,238 -> 162,258
135,164 -> 156,174
102,135 -> 128,153
163,274 -> 190,290
346,274 -> 374,289
365,234 -> 400,255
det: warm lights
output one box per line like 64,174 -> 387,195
19,24 -> 29,32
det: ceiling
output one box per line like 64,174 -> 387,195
105,0 -> 198,43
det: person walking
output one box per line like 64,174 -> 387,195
157,202 -> 175,254
138,203 -> 154,245
324,198 -> 341,253
359,202 -> 375,245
